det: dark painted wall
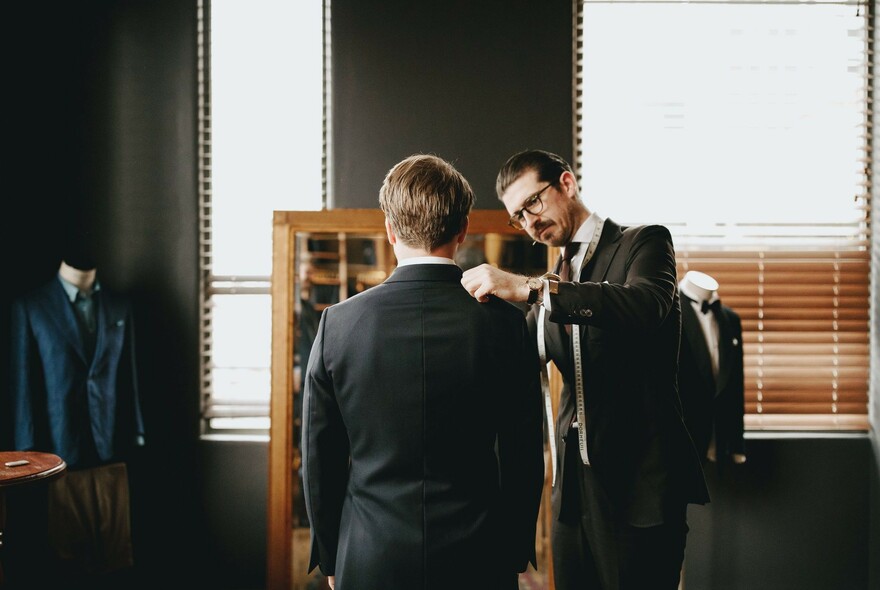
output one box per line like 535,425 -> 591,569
92,2 -> 204,587
4,1 -> 204,587
685,436 -> 873,590
3,2 -> 878,590
198,439 -> 268,589
330,0 -> 573,209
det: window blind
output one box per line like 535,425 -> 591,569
675,236 -> 869,430
197,0 -> 215,434
575,0 -> 872,430
197,0 -> 325,435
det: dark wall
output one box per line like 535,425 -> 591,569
94,2 -> 203,586
3,4 -> 100,443
685,436 -> 873,590
199,439 -> 268,588
331,0 -> 573,209
4,1 -> 203,587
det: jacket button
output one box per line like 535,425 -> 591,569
581,309 -> 593,317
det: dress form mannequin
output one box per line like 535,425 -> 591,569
677,270 -> 746,465
10,246 -> 144,583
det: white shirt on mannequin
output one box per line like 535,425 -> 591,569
679,270 -> 720,379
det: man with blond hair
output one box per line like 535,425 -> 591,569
302,154 -> 545,590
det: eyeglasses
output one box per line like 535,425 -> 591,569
507,183 -> 554,229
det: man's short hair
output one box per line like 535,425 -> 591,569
495,149 -> 575,200
379,154 -> 475,251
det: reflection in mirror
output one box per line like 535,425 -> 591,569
291,231 -> 397,588
272,210 -> 553,590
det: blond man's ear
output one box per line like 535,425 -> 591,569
384,218 -> 397,245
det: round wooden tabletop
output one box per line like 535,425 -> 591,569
0,452 -> 67,488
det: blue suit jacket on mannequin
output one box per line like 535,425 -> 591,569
10,276 -> 145,469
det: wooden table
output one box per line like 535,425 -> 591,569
0,451 -> 67,586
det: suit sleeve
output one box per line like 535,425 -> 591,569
497,313 -> 545,573
301,310 -> 350,576
548,224 -> 678,332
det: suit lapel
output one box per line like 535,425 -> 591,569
93,289 -> 125,368
37,279 -> 88,364
544,220 -> 625,359
570,220 -> 622,344
581,218 -> 622,284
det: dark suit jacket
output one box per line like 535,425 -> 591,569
10,277 -> 145,469
535,220 -> 709,528
302,263 -> 544,589
678,296 -> 746,462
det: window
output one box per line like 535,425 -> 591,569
198,0 -> 325,436
576,0 -> 872,429
199,1 -> 872,434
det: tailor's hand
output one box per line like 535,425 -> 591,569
461,263 -> 529,303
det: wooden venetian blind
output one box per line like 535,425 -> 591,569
576,0 -> 873,430
676,241 -> 869,430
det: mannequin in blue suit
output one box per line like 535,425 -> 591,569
10,260 -> 144,467
9,241 -> 145,583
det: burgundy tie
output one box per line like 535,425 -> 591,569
559,242 -> 580,282
560,243 -> 579,336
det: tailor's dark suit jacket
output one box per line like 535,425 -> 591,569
534,220 -> 709,529
678,296 -> 746,462
10,277 -> 145,469
302,263 -> 544,590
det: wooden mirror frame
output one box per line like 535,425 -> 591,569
268,209 -> 556,590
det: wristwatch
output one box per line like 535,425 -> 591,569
544,272 -> 562,296
527,273 -> 561,305
526,276 -> 544,305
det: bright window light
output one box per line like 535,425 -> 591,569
203,0 -> 323,434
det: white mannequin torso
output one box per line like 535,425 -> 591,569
679,270 -> 721,378
679,270 -> 718,304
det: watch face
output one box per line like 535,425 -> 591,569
527,277 -> 543,291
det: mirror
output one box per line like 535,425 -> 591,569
269,209 -> 555,590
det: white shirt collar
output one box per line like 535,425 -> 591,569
397,256 -> 457,267
570,212 -> 599,245
679,279 -> 719,305
57,274 -> 101,302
